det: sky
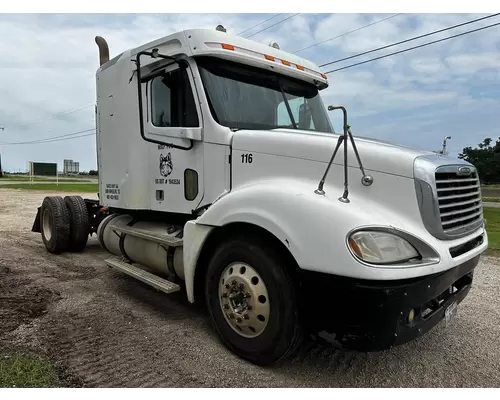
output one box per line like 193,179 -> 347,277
0,12 -> 499,172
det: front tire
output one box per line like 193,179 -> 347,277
40,196 -> 70,254
205,235 -> 304,366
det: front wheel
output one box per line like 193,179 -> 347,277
205,235 -> 304,366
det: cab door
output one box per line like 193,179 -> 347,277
143,62 -> 205,214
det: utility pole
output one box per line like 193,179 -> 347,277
441,136 -> 451,156
0,127 -> 4,177
434,136 -> 451,156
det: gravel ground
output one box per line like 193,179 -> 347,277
1,188 -> 500,388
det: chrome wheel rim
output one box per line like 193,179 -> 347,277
218,262 -> 270,338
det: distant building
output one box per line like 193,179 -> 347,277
63,159 -> 80,175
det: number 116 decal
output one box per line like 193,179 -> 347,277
241,153 -> 253,163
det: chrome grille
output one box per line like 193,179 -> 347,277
435,167 -> 483,236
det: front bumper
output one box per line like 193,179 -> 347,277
298,255 -> 479,351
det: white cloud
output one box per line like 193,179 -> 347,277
0,12 -> 499,172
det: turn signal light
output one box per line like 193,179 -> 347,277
348,238 -> 363,258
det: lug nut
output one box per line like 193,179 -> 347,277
225,284 -> 230,289
236,317 -> 242,323
231,280 -> 237,286
239,283 -> 245,289
223,304 -> 229,309
245,293 -> 251,298
247,305 -> 252,310
229,313 -> 235,319
222,293 -> 228,298
244,314 -> 249,320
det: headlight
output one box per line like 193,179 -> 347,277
348,231 -> 421,264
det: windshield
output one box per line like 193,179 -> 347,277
195,56 -> 335,133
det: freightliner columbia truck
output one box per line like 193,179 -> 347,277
31,25 -> 488,366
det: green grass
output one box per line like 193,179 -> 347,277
0,183 -> 98,192
483,197 -> 500,203
484,206 -> 500,253
0,174 -> 95,182
0,352 -> 61,388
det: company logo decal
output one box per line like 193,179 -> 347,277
457,166 -> 472,176
159,153 -> 173,177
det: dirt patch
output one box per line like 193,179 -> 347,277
0,267 -> 60,337
1,189 -> 500,387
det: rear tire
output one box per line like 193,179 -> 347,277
204,234 -> 304,366
64,196 -> 90,252
40,196 -> 71,254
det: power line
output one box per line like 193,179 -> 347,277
31,132 -> 96,144
1,128 -> 96,145
237,14 -> 283,36
324,20 -> 500,74
244,13 -> 300,39
7,128 -> 95,145
320,13 -> 500,68
293,13 -> 402,54
3,102 -> 94,130
1,132 -> 96,145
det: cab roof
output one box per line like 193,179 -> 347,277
97,27 -> 329,90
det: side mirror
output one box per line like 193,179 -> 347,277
298,103 -> 312,130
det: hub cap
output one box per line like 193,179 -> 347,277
42,209 -> 52,241
219,262 -> 270,338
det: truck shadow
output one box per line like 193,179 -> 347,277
105,263 -> 446,378
77,242 -> 481,387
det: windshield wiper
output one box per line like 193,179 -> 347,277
277,79 -> 297,129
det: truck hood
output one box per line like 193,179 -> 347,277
231,128 -> 445,179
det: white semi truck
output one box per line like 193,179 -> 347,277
32,25 -> 488,366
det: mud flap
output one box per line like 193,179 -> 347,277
31,206 -> 42,233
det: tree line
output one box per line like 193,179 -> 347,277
459,137 -> 500,185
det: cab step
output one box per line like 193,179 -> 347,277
111,225 -> 183,247
105,256 -> 181,294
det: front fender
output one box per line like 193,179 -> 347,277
196,179 -> 393,274
193,177 -> 486,283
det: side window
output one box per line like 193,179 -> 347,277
150,68 -> 199,128
276,96 -> 315,130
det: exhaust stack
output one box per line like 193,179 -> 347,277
95,36 -> 110,66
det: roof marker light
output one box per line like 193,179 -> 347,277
221,43 -> 235,51
264,55 -> 275,61
296,64 -> 305,71
281,60 -> 291,66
